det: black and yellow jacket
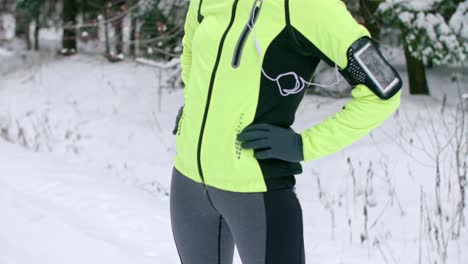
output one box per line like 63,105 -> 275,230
173,0 -> 401,192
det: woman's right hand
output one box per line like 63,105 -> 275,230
172,105 -> 184,135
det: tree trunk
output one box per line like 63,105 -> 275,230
115,7 -> 124,54
359,0 -> 382,39
129,13 -> 137,56
404,45 -> 430,95
104,4 -> 110,55
62,0 -> 77,51
14,12 -> 25,37
127,0 -> 138,57
25,17 -> 31,50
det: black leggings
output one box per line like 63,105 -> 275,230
169,166 -> 305,264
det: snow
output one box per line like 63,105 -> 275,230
0,38 -> 467,264
0,13 -> 15,41
398,11 -> 414,26
0,140 -> 178,264
379,0 -> 442,12
0,46 -> 12,57
0,53 -> 178,192
449,1 -> 468,39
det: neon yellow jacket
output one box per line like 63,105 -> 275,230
174,0 -> 402,193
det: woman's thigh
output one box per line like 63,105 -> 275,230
208,185 -> 305,264
170,167 -> 235,264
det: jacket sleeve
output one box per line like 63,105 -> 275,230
181,0 -> 200,87
290,0 -> 402,162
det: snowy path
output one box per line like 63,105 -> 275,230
0,140 -> 178,264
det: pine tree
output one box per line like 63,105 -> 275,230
378,0 -> 467,95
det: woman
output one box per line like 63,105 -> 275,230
170,0 -> 402,263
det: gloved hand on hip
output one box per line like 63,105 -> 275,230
172,105 -> 184,135
237,123 -> 304,162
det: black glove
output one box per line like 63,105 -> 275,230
237,123 -> 304,162
172,105 -> 184,135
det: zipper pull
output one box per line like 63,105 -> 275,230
254,38 -> 262,56
252,0 -> 263,56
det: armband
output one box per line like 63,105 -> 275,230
340,37 -> 402,100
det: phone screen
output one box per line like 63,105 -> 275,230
354,42 -> 400,93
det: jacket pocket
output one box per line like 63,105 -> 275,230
232,0 -> 263,68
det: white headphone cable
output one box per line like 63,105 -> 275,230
246,0 -> 343,96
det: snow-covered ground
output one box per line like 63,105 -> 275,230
0,38 -> 467,264
0,140 -> 177,264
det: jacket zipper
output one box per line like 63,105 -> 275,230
232,0 -> 263,68
197,0 -> 241,192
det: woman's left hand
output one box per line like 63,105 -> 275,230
237,123 -> 304,162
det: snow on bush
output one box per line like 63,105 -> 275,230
378,0 -> 467,65
449,1 -> 468,40
0,46 -> 13,57
0,13 -> 15,41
